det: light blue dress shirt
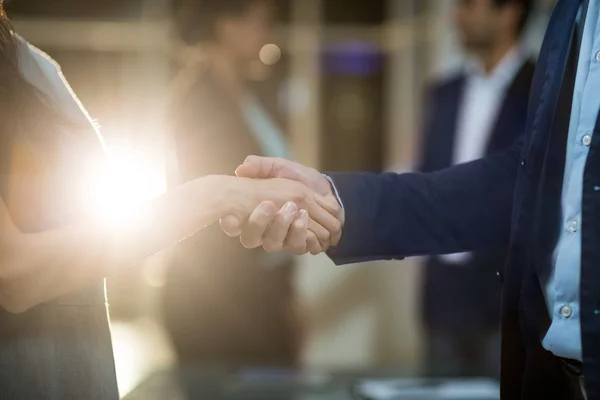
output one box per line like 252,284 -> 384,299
542,0 -> 598,362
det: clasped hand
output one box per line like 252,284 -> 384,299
220,156 -> 344,255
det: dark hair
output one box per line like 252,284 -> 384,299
493,0 -> 533,36
174,0 -> 269,44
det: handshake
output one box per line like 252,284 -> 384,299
219,156 -> 345,255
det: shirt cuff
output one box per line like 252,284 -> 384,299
323,174 -> 344,209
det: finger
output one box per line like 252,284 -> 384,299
235,156 -> 284,179
314,194 -> 343,219
236,156 -> 312,186
283,209 -> 309,254
220,215 -> 243,237
306,201 -> 342,246
306,231 -> 324,255
307,217 -> 331,251
234,155 -> 264,178
239,201 -> 277,249
315,195 -> 344,245
263,202 -> 298,253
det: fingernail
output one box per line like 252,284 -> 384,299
259,201 -> 274,213
298,210 -> 308,227
284,202 -> 297,213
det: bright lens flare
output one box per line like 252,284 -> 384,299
87,147 -> 166,228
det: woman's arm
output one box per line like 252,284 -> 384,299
0,174 -> 340,313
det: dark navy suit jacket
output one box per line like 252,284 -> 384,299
417,62 -> 535,334
327,1 -> 600,398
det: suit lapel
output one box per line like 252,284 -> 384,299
523,0 -> 581,167
533,5 -> 582,280
485,61 -> 535,155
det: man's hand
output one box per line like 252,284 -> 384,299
236,156 -> 334,197
220,156 -> 344,254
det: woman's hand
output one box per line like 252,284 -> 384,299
219,175 -> 342,253
235,201 -> 311,253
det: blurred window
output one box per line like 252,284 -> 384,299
320,45 -> 387,172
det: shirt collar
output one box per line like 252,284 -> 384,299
463,46 -> 528,89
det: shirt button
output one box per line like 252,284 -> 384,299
568,220 -> 579,232
582,134 -> 592,146
560,305 -> 573,318
596,51 -> 600,62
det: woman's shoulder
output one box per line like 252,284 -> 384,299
14,34 -> 61,74
14,34 -> 103,137
14,34 -> 68,94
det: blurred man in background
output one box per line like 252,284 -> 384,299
416,0 -> 533,378
223,0 -> 600,396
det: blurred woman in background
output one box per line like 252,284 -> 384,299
0,3 -> 337,398
164,0 -> 303,376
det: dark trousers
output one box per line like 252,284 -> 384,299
423,330 -> 500,379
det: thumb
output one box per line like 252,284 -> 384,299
235,155 -> 268,178
235,155 -> 284,179
220,215 -> 243,237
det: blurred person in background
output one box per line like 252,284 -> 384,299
0,3 -> 339,398
163,0 -> 303,379
416,0 -> 533,378
224,0 -> 600,397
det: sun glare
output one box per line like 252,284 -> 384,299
88,146 -> 166,228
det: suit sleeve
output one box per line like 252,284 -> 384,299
326,137 -> 523,265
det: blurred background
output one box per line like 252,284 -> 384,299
6,0 -> 555,398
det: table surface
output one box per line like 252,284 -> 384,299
122,368 -> 500,400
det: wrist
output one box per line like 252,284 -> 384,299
191,174 -> 240,218
329,195 -> 344,247
322,174 -> 344,210
209,174 -> 266,219
321,175 -> 344,247
333,193 -> 345,228
322,174 -> 345,226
